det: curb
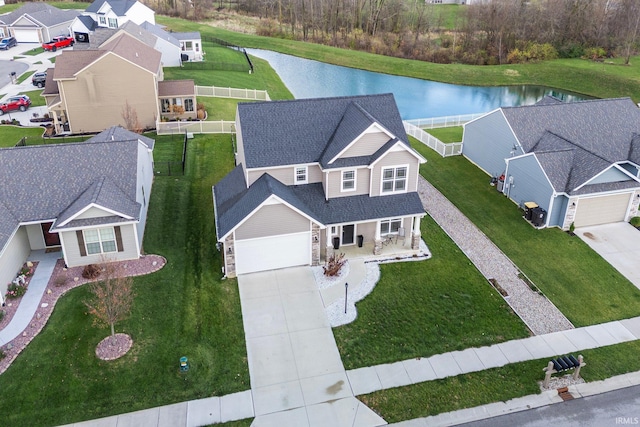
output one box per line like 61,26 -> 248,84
389,370 -> 640,426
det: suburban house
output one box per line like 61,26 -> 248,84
0,127 -> 155,304
71,0 -> 154,41
213,94 -> 427,277
462,97 -> 640,229
42,32 -> 196,134
0,2 -> 79,43
174,31 -> 203,62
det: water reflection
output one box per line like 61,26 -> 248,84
247,49 -> 589,120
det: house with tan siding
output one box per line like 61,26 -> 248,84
0,127 -> 154,305
213,94 -> 427,277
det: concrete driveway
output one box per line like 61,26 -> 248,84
575,222 -> 640,290
237,267 -> 385,426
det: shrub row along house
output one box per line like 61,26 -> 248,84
462,97 -> 640,229
213,94 -> 427,277
0,127 -> 154,304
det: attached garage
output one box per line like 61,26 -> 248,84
12,28 -> 41,43
235,232 -> 311,275
574,193 -> 632,227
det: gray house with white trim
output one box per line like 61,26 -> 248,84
462,97 -> 640,229
0,3 -> 79,43
213,94 -> 427,277
0,127 -> 154,303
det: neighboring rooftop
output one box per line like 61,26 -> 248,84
158,80 -> 195,97
0,2 -> 79,27
86,0 -> 139,16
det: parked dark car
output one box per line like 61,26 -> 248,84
0,95 -> 31,115
32,72 -> 47,88
0,37 -> 17,50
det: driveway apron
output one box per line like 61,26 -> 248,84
238,267 -> 385,426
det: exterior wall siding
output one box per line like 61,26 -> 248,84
325,167 -> 371,199
549,194 -> 568,227
247,164 -> 323,187
25,224 -> 46,250
462,110 -> 523,177
505,154 -> 554,211
234,111 -> 246,168
370,151 -> 419,197
76,206 -> 113,220
60,54 -> 158,134
135,141 -> 154,248
340,131 -> 391,158
48,21 -> 74,39
235,203 -> 310,240
61,224 -> 139,267
0,227 -> 31,301
586,167 -> 632,185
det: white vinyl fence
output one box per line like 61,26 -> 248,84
404,113 -> 485,129
195,85 -> 270,101
404,121 -> 463,157
156,120 -> 235,135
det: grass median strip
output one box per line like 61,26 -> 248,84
361,339 -> 640,423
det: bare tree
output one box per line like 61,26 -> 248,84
121,100 -> 142,133
84,261 -> 135,344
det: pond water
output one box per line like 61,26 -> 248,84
247,49 -> 589,120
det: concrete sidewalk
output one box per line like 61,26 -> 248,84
347,316 -> 640,396
0,250 -> 60,346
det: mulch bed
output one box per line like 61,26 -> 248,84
96,333 -> 133,361
0,261 -> 39,331
0,255 -> 166,374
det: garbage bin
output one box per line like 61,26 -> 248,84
332,237 -> 340,250
357,235 -> 364,248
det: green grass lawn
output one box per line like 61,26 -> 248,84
0,126 -> 44,147
411,138 -> 640,327
0,133 -> 249,426
22,47 -> 45,56
16,70 -> 34,84
20,89 -> 46,107
425,126 -> 463,143
362,339 -> 640,422
157,16 -> 640,102
334,215 -> 530,370
198,97 -> 257,121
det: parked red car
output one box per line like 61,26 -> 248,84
0,95 -> 31,115
42,36 -> 74,52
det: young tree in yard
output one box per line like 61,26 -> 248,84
121,100 -> 142,133
85,261 -> 134,343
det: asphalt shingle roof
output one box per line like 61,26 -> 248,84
158,80 -> 195,97
238,93 -> 408,169
0,2 -> 79,27
503,98 -> 640,194
86,0 -> 138,16
0,126 -> 147,251
173,32 -> 201,40
86,125 -> 155,149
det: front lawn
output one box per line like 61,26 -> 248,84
411,139 -> 640,327
0,134 -> 249,426
334,215 -> 530,370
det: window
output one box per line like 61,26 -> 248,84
184,98 -> 194,112
108,17 -> 118,28
182,41 -> 193,51
330,226 -> 337,235
295,166 -> 307,184
195,42 -> 200,52
342,170 -> 356,191
382,166 -> 408,193
161,99 -> 171,113
99,16 -> 106,25
380,219 -> 402,235
84,227 -> 117,255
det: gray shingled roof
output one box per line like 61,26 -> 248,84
213,165 -> 425,240
140,21 -> 180,47
85,125 -> 155,149
0,2 -> 79,27
238,94 -> 408,169
173,32 -> 201,40
86,0 -> 139,16
503,98 -> 640,194
77,15 -> 97,32
0,126 -> 150,251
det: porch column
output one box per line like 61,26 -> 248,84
411,215 -> 421,250
325,227 -> 334,261
224,235 -> 236,278
311,224 -> 321,266
373,220 -> 383,255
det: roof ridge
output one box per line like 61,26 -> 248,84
503,96 -> 632,111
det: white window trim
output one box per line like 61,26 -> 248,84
380,164 -> 409,194
380,218 -> 402,235
341,169 -> 357,192
84,227 -> 117,255
295,166 -> 308,184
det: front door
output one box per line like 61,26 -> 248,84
342,224 -> 355,245
41,222 -> 61,247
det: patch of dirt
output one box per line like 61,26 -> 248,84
200,11 -> 259,34
583,232 -> 596,240
504,69 -> 520,77
96,333 -> 133,361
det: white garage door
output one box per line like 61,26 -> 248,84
235,232 -> 310,275
12,28 -> 41,43
574,193 -> 631,227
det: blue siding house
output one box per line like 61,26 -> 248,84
462,97 -> 640,229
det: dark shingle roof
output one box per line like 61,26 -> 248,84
213,167 -> 424,240
86,0 -> 139,16
77,15 -> 98,32
0,126 -> 150,250
238,93 -> 408,169
86,125 -> 155,149
503,98 -> 640,194
173,32 -> 201,40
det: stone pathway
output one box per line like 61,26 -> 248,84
417,176 -> 574,335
